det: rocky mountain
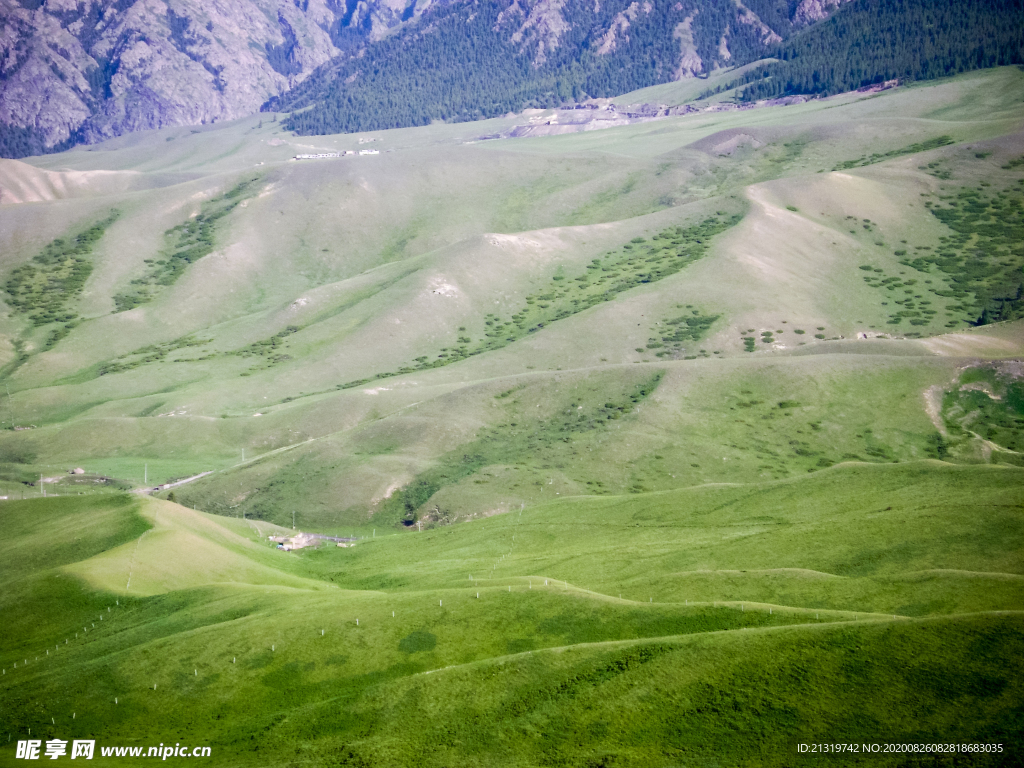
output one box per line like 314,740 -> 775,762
0,0 -> 858,156
272,0 -> 828,137
0,0 -> 455,155
792,0 -> 853,25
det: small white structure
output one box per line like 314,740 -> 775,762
269,532 -> 317,551
358,149 -> 379,155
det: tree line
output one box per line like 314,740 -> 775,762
707,0 -> 1024,102
268,0 -> 783,136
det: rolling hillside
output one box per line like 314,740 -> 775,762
0,65 -> 1022,764
0,67 -> 1021,529
1,463 -> 1021,765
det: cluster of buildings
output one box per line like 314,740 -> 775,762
294,149 -> 379,160
269,533 -> 359,551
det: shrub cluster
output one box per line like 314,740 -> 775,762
5,212 -> 118,327
113,179 -> 258,312
340,214 -> 741,389
915,182 -> 1024,325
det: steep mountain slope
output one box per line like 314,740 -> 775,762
271,0 -> 809,135
275,0 -> 1021,138
722,0 -> 1024,101
0,0 -> 456,156
1,0 -> 845,157
2,0 -> 1016,156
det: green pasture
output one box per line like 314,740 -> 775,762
0,65 -> 1023,764
0,72 -> 1019,516
0,460 -> 1021,765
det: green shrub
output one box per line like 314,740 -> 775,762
5,212 -> 119,327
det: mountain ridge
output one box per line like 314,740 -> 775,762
0,0 -> 459,155
1,0 -> 834,157
270,0 -> 808,136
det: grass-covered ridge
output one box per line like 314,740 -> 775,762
857,262 -> 946,332
832,135 -> 956,171
378,372 -> 665,527
643,306 -> 720,358
1,464 -> 1022,765
916,180 -> 1024,325
112,177 -> 260,312
97,334 -> 213,376
340,214 -> 741,389
846,166 -> 1024,333
96,325 -> 301,378
0,495 -> 148,658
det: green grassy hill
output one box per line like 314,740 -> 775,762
0,66 -> 1022,764
0,67 -> 1021,531
1,463 -> 1021,765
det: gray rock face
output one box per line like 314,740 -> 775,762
0,0 -> 435,147
792,0 -> 855,26
1,0 -> 849,150
495,0 -> 572,66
